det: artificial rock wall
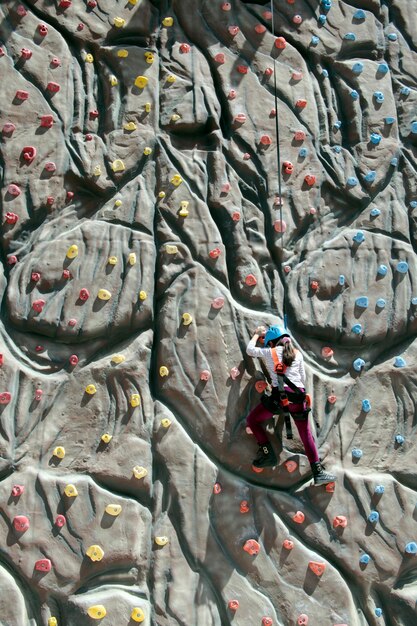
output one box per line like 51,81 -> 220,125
0,0 -> 417,625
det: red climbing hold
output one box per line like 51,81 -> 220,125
304,174 -> 316,186
55,514 -> 66,527
38,24 -> 48,36
328,394 -> 337,404
79,288 -> 90,301
255,381 -> 268,393
293,511 -> 305,523
333,515 -> 348,528
22,146 -> 36,162
262,618 -> 273,626
215,53 -> 225,64
35,559 -> 52,572
180,43 -> 191,53
295,99 -> 307,108
209,248 -> 221,259
294,130 -> 306,141
245,274 -> 257,286
89,110 -> 99,119
59,0 -> 72,7
13,515 -> 30,532
0,392 -> 11,405
243,539 -> 260,555
5,212 -> 18,225
46,82 -> 60,93
308,561 -> 326,576
255,24 -> 267,34
283,161 -> 294,175
275,37 -> 287,49
32,299 -> 46,313
15,90 -> 29,100
260,135 -> 272,146
51,57 -> 61,67
283,539 -> 294,550
228,600 -> 239,611
297,616 -> 309,626
11,485 -> 24,497
237,65 -> 248,74
240,500 -> 249,514
69,354 -> 79,366
17,5 -> 28,16
213,483 -> 222,494
40,115 -> 54,128
21,48 -> 32,60
31,272 -> 41,282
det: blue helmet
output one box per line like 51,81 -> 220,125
264,325 -> 290,346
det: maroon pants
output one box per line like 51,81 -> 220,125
246,400 -> 320,464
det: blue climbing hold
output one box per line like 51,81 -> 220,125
395,434 -> 405,445
299,148 -> 308,158
370,133 -> 382,145
311,35 -> 320,45
347,176 -> 358,186
352,62 -> 364,75
318,14 -> 327,24
377,63 -> 389,74
410,201 -> 417,209
351,323 -> 362,334
387,33 -> 398,41
364,171 -> 376,183
344,32 -> 356,41
350,90 -> 359,100
370,208 -> 381,217
374,485 -> 385,495
333,145 -> 342,153
411,121 -> 417,134
368,511 -> 379,524
377,264 -> 388,276
321,0 -> 332,10
322,69 -> 329,78
411,297 -> 417,305
353,358 -> 365,372
355,296 -> 368,308
376,298 -> 386,308
397,261 -> 409,273
353,9 -> 366,19
338,274 -> 345,286
352,447 -> 363,458
360,553 -> 370,564
405,542 -> 417,554
400,86 -> 411,96
334,120 -> 342,129
375,608 -> 383,618
374,91 -> 384,103
353,230 -> 365,243
394,356 -> 406,367
362,399 -> 371,413
385,116 -> 395,124
390,157 -> 398,166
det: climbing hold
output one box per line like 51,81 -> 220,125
243,539 -> 260,555
48,618 -> 58,626
111,159 -> 125,172
304,174 -> 316,186
282,539 -> 294,550
240,500 -> 249,514
35,559 -> 52,572
161,418 -> 172,428
46,83 -> 60,94
328,394 -> 337,404
139,291 -> 147,301
353,231 -> 365,243
352,447 -> 363,459
38,23 -> 48,36
394,356 -> 406,368
338,275 -> 345,286
130,394 -> 141,408
64,484 -> 78,497
97,289 -> 111,301
397,261 -> 409,273
362,399 -> 371,413
31,271 -> 41,282
159,366 -> 169,377
347,176 -> 358,186
13,516 -> 30,532
5,212 -> 18,225
295,99 -> 307,108
85,384 -> 97,395
79,288 -> 90,301
360,553 -> 371,564
66,245 -> 78,259
333,515 -> 348,528
387,33 -> 397,41
245,274 -> 257,287
124,122 -> 137,131
179,201 -> 189,217
171,175 -> 183,186
11,485 -> 24,497
117,49 -> 129,58
101,434 -> 112,444
215,53 -> 225,64
400,86 -> 411,96
55,515 -> 66,528
353,9 -> 366,19
131,607 -> 145,623
15,90 -> 29,101
405,542 -> 417,554
108,256 -> 118,265
412,297 -> 417,305
228,600 -> 239,611
32,299 -> 46,313
134,76 -> 148,89
318,15 -> 327,24
283,161 -> 294,175
209,248 -> 221,259
213,483 -> 222,495
93,165 -> 102,176
87,606 -> 107,620
352,62 -> 364,75
374,485 -> 385,495
297,615 -> 309,626
344,32 -> 356,41
293,511 -> 305,524
350,90 -> 359,101
395,434 -> 405,445
53,446 -> 66,459
274,220 -> 287,233
377,264 -> 388,276
105,504 -> 122,516
22,146 -> 36,163
113,17 -> 126,28
143,147 -> 152,156
69,355 -> 79,366
370,133 -> 382,145
311,35 -> 320,45
182,313 -> 193,326
85,53 -> 94,63
262,619 -> 273,626
86,545 -> 104,562
285,460 -> 298,473
309,561 -> 326,576
321,347 -> 333,358
3,122 -> 16,134
378,62 -> 389,74
376,298 -> 386,308
166,75 -> 176,83
293,15 -> 303,24
35,389 -> 43,401
374,91 -> 384,103
368,511 -> 379,524
133,466 -> 148,479
355,296 -> 368,308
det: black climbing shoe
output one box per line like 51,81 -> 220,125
253,442 -> 277,468
310,461 -> 336,486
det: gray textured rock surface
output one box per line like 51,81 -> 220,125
1,1 -> 417,625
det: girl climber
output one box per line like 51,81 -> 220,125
246,325 -> 336,486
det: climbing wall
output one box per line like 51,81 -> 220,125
0,0 -> 417,624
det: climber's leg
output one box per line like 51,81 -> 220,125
246,403 -> 277,467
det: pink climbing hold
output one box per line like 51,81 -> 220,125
237,65 -> 248,74
264,68 -> 273,77
243,539 -> 260,555
15,90 -> 29,100
228,26 -> 240,36
310,280 -> 319,291
255,24 -> 267,34
3,122 -> 16,134
13,515 -> 30,532
228,89 -> 237,100
245,274 -> 257,286
263,11 -> 272,19
62,269 -> 71,280
232,211 -> 240,221
8,255 -> 18,265
282,539 -> 294,550
22,146 -> 36,162
209,248 -> 221,259
35,559 -> 51,572
46,196 -> 55,206
293,14 -> 303,24
321,346 -> 334,358
294,130 -> 306,141
79,288 -> 90,301
293,511 -> 305,523
5,212 -> 19,225
0,355 -> 4,366
87,0 -> 97,6
283,161 -> 294,175
274,220 -> 287,233
38,24 -> 48,36
228,600 -> 239,611
11,485 -> 24,497
333,515 -> 348,528
213,483 -> 222,495
17,5 -> 28,16
221,182 -> 231,193
66,191 -> 74,201
297,615 -> 309,626
55,514 -> 66,527
21,48 -> 32,60
8,183 -> 21,196
234,113 -> 247,124
180,43 -> 191,53
260,135 -> 272,146
240,500 -> 249,513
0,392 -> 11,405
275,37 -> 287,49
262,618 -> 273,626
89,110 -> 99,119
212,296 -> 224,309
328,394 -> 337,404
40,115 -> 54,128
215,53 -> 225,64
221,2 -> 231,10
69,354 -> 79,366
45,162 -> 56,172
50,57 -> 61,67
35,389 -> 43,401
46,82 -> 60,93
292,70 -> 303,80
284,265 -> 291,273
200,370 -> 211,381
68,318 -> 77,327
32,299 -> 46,313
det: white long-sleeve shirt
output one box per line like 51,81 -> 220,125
246,337 -> 306,389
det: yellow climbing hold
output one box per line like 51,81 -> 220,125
53,446 -> 66,459
158,191 -> 166,199
165,245 -> 178,254
171,114 -> 181,122
109,75 -> 118,86
117,49 -> 129,58
143,147 -> 152,156
131,608 -> 145,623
166,75 -> 176,83
128,252 -> 137,265
113,17 -> 126,28
114,199 -> 123,207
155,536 -> 169,546
64,484 -> 78,497
161,418 -> 171,428
159,366 -> 169,377
111,354 -> 126,364
134,76 -> 148,89
139,291 -> 147,301
124,121 -> 137,131
98,289 -> 111,301
93,165 -> 102,176
101,433 -> 112,444
128,0 -> 138,4
48,618 -> 58,626
87,606 -> 106,620
111,159 -> 125,172
163,17 -> 174,27
108,256 -> 118,265
86,544 -> 104,562
85,384 -> 97,395
85,54 -> 94,63
179,202 -> 189,217
105,503 -> 122,516
145,102 -> 152,113
171,174 -> 183,186
182,313 -> 193,326
130,394 -> 141,407
133,466 -> 148,479
144,51 -> 155,64
66,245 -> 78,259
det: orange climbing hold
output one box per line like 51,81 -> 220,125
240,500 -> 249,514
243,539 -> 260,555
309,561 -> 326,576
293,511 -> 305,523
282,539 -> 294,550
333,515 -> 348,528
